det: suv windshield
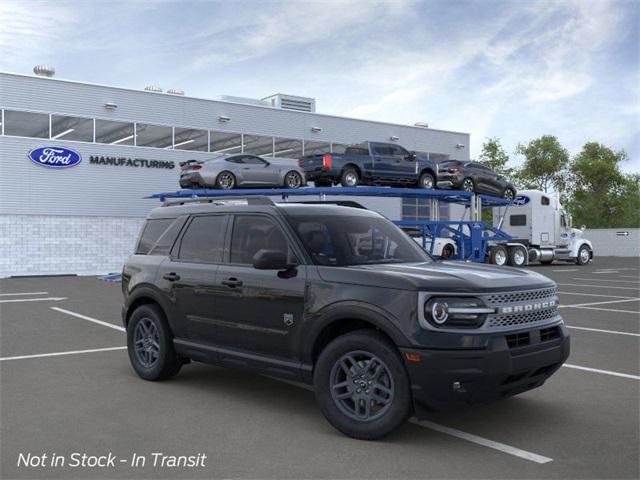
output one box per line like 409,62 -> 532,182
286,214 -> 432,266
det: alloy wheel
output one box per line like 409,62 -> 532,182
218,172 -> 235,189
133,318 -> 160,368
344,172 -> 358,187
504,189 -> 515,200
462,179 -> 474,192
286,172 -> 302,189
329,351 -> 395,422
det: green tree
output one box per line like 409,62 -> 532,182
479,137 -> 513,176
515,135 -> 569,193
565,142 -> 638,228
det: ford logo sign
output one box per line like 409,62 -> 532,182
513,195 -> 530,206
28,146 -> 82,168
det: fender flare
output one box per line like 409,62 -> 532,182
570,239 -> 593,258
124,284 -> 172,328
300,301 -> 412,366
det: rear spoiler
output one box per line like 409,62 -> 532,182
179,159 -> 202,168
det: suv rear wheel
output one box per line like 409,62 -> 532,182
313,330 -> 412,440
127,304 -> 182,381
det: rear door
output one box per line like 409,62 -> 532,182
213,214 -> 307,362
160,214 -> 229,343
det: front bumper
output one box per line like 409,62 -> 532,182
400,321 -> 570,415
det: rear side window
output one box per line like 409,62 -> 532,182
541,196 -> 550,205
510,215 -> 527,226
178,215 -> 227,263
136,219 -> 174,254
345,147 -> 369,156
149,217 -> 187,255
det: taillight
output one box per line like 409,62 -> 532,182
192,165 -> 202,170
297,159 -> 301,167
322,153 -> 332,171
448,167 -> 460,173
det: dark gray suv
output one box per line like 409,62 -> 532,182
122,197 -> 569,440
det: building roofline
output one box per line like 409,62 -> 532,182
0,71 -> 470,137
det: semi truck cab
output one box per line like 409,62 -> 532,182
494,190 -> 593,265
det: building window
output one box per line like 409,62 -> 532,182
50,114 -> 93,142
303,140 -> 331,155
173,127 -> 208,151
135,123 -> 173,148
273,137 -> 303,159
210,131 -> 243,154
95,119 -> 135,145
243,134 -> 274,156
3,110 -> 49,138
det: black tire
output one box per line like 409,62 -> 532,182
418,172 -> 435,190
127,304 -> 182,381
313,330 -> 413,440
491,245 -> 508,266
461,177 -> 475,192
340,168 -> 360,187
576,245 -> 591,265
442,243 -> 455,259
284,170 -> 303,189
216,171 -> 236,189
507,245 -> 527,267
503,188 -> 516,201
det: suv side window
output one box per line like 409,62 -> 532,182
178,215 -> 227,263
136,218 -> 174,254
389,145 -> 410,158
230,215 -> 295,265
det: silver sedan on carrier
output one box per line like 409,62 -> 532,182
179,154 -> 307,189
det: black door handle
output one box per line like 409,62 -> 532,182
221,278 -> 243,288
163,272 -> 180,281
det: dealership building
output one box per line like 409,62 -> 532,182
0,69 -> 470,277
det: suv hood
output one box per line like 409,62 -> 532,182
316,260 -> 554,293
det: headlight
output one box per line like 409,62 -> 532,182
423,297 -> 494,329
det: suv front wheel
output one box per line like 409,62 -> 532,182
127,304 -> 183,381
313,330 -> 413,440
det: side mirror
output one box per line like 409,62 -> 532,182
407,151 -> 417,161
252,249 -> 289,270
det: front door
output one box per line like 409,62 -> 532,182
214,214 -> 306,361
237,155 -> 276,185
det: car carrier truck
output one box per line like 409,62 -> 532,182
490,190 -> 593,266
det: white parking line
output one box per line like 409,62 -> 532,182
268,377 -> 553,464
552,269 -> 579,272
563,364 -> 640,380
568,306 -> 640,315
0,297 -> 67,304
0,346 -> 126,362
558,291 -> 636,299
0,291 -> 49,296
560,298 -> 640,308
620,275 -> 640,279
411,420 -> 553,464
557,283 -> 640,291
572,278 -> 640,284
51,307 -> 125,332
566,326 -> 640,337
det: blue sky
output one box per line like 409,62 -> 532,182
1,0 -> 638,171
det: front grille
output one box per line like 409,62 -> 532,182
488,307 -> 558,329
506,332 -> 530,348
485,287 -> 557,306
540,326 -> 561,342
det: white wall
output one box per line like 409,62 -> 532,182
0,215 -> 144,277
584,228 -> 640,257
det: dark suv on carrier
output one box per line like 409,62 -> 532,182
122,197 -> 569,440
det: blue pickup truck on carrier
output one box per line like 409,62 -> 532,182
298,141 -> 439,189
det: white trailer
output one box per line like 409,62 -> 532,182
491,190 -> 594,266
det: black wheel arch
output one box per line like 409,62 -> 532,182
124,285 -> 171,329
342,163 -> 362,177
302,303 -> 411,375
419,168 -> 436,179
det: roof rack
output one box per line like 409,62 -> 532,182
161,196 -> 274,207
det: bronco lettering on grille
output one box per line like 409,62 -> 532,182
499,300 -> 556,314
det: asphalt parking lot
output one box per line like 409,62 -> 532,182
1,256 -> 638,479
